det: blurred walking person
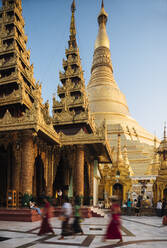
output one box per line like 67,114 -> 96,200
38,197 -> 55,236
72,196 -> 84,235
103,196 -> 122,244
58,196 -> 73,240
156,199 -> 162,217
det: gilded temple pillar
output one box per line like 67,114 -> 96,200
75,145 -> 84,198
89,160 -> 94,203
13,143 -> 21,193
47,146 -> 53,197
161,186 -> 164,200
21,131 -> 34,195
123,185 -> 126,202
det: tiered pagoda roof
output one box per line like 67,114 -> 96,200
52,0 -> 95,135
0,0 -> 59,143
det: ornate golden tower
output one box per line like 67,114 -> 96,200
52,0 -> 95,134
0,0 -> 36,116
154,124 -> 167,202
146,136 -> 160,176
0,0 -> 59,201
110,133 -> 132,201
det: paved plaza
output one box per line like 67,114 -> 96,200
0,216 -> 167,248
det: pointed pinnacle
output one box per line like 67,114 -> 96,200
101,0 -> 104,8
71,0 -> 76,12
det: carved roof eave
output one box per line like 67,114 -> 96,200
0,122 -> 59,144
59,128 -> 105,145
53,119 -> 89,126
0,110 -> 60,144
60,128 -> 113,162
0,98 -> 32,109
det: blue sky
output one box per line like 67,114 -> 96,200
2,0 -> 167,139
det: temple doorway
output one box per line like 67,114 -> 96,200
34,155 -> 45,199
113,183 -> 123,202
53,158 -> 70,198
0,144 -> 13,207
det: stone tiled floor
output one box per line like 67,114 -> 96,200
0,216 -> 167,247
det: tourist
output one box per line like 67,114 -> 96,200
38,197 -> 55,236
136,195 -> 142,216
133,199 -> 140,216
156,199 -> 162,217
127,198 -> 132,216
29,201 -> 41,216
58,196 -> 73,240
103,196 -> 123,244
72,196 -> 84,235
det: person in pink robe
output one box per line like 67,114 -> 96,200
104,197 -> 123,244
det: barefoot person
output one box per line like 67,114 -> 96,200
104,196 -> 122,244
38,197 -> 55,236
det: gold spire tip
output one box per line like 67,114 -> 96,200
71,0 -> 76,12
101,0 -> 104,8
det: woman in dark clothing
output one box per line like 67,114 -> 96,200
161,198 -> 166,217
72,196 -> 84,235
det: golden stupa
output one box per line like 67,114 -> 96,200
87,1 -> 160,178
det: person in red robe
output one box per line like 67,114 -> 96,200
104,196 -> 123,244
38,197 -> 55,236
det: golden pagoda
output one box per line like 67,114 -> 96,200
87,1 -> 159,181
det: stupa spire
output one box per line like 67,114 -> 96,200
95,0 -> 110,49
87,1 -> 130,125
69,0 -> 77,48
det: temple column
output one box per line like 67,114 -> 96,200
21,131 -> 34,195
89,160 -> 94,205
13,144 -> 21,193
123,185 -> 127,202
47,146 -> 53,197
75,145 -> 84,199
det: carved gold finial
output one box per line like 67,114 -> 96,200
95,0 -> 109,49
98,0 -> 108,22
70,0 -> 76,37
71,0 -> 76,12
69,0 -> 77,49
